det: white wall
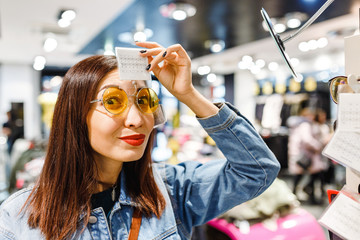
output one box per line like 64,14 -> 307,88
234,70 -> 257,124
0,64 -> 42,139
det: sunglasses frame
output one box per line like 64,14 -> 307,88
328,76 -> 347,104
90,85 -> 160,115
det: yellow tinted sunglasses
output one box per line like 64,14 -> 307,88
90,86 -> 160,115
328,76 -> 347,104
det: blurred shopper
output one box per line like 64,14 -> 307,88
302,108 -> 332,203
0,42 -> 280,240
2,111 -> 23,155
287,108 -> 327,204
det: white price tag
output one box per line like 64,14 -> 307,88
319,191 -> 360,240
322,94 -> 360,172
115,47 -> 151,81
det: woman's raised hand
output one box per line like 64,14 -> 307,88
136,41 -> 195,102
136,41 -> 218,118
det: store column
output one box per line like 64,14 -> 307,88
233,70 -> 257,123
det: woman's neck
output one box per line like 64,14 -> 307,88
95,158 -> 123,192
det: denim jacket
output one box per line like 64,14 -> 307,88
0,102 -> 280,240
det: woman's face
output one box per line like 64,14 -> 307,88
87,70 -> 155,165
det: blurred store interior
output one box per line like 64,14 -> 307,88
1,0 -> 359,239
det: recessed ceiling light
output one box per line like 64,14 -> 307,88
57,9 -> 76,28
61,10 -> 76,22
197,65 -> 211,75
274,23 -> 286,33
159,2 -> 197,21
204,39 -> 225,53
43,37 -> 58,52
33,56 -> 46,71
118,28 -> 153,43
58,18 -> 71,28
133,31 -> 147,42
287,18 -> 301,28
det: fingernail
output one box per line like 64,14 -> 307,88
140,50 -> 147,53
162,51 -> 167,57
146,64 -> 151,71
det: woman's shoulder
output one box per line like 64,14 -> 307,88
0,187 -> 33,216
0,187 -> 40,239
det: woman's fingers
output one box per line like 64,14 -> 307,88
145,55 -> 161,77
137,42 -> 190,78
139,47 -> 166,72
165,44 -> 190,60
135,41 -> 163,49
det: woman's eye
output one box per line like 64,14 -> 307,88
138,96 -> 149,105
105,97 -> 122,105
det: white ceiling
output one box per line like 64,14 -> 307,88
0,0 -> 133,66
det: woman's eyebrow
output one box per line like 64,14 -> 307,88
98,84 -> 120,91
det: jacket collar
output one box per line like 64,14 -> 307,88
117,170 -> 137,206
79,170 -> 138,221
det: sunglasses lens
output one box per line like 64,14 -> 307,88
137,88 -> 159,114
102,88 -> 128,114
330,76 -> 347,103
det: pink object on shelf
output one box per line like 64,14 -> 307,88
207,208 -> 326,240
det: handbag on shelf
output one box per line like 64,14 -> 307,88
295,154 -> 311,170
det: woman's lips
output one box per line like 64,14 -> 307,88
119,134 -> 145,146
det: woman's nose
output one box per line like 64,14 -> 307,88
123,101 -> 144,128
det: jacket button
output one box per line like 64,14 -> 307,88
89,216 -> 97,224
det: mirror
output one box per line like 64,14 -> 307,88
261,0 -> 335,80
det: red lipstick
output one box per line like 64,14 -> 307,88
119,134 -> 145,146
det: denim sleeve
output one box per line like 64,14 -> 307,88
0,208 -> 16,240
163,102 -> 280,235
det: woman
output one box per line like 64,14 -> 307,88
0,42 -> 280,239
287,108 -> 327,203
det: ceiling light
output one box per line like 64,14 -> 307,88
242,55 -> 253,63
250,66 -> 261,75
33,56 -> 46,71
210,41 -> 225,53
133,31 -> 147,42
43,37 -> 58,52
118,28 -> 153,44
57,9 -> 76,28
197,65 -> 211,75
274,23 -> 286,33
61,10 -> 76,21
207,73 -> 217,83
317,37 -> 328,48
262,12 -> 308,33
298,41 -> 309,52
160,2 -> 197,21
237,61 -> 247,70
287,18 -> 301,28
172,10 -> 187,21
285,12 -> 307,28
204,39 -> 225,53
50,76 -> 63,87
308,39 -> 318,50
255,59 -> 266,68
58,18 -> 71,28
268,62 -> 279,71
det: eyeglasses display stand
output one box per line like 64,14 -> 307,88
318,25 -> 360,240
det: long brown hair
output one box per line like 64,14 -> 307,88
24,55 -> 166,239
